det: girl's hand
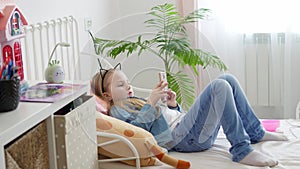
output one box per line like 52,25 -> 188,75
167,89 -> 177,107
147,81 -> 168,106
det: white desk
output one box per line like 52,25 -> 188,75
0,82 -> 89,169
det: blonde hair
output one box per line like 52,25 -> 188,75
115,97 -> 146,113
91,69 -> 148,114
90,70 -> 113,98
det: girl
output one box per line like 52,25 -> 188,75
91,62 -> 288,167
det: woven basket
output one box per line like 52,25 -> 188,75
0,77 -> 20,112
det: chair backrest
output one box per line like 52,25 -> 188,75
21,16 -> 81,81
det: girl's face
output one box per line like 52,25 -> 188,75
106,70 -> 134,102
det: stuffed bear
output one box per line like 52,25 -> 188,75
96,113 -> 190,169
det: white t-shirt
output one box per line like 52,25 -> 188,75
161,106 -> 185,131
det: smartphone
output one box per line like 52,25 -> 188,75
159,72 -> 168,102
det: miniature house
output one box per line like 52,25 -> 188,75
0,4 -> 28,80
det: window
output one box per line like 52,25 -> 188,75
200,0 -> 300,33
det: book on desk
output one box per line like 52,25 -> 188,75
20,82 -> 87,103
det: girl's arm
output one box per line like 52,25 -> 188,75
110,104 -> 158,131
110,81 -> 168,130
168,103 -> 183,112
166,89 -> 183,113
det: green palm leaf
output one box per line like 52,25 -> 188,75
167,71 -> 195,110
184,8 -> 211,23
91,3 -> 227,110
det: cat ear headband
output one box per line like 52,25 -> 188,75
97,58 -> 121,92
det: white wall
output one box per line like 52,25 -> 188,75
14,0 -> 173,51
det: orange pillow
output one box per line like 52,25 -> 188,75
96,113 -> 191,168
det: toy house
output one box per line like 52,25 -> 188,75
0,4 -> 28,80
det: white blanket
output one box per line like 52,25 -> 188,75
98,120 -> 300,169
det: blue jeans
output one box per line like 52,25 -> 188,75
171,73 -> 265,162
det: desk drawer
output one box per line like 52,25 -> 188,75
54,95 -> 98,169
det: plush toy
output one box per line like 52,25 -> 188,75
96,113 -> 191,169
44,42 -> 70,83
44,61 -> 65,83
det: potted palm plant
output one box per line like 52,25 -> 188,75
90,3 -> 227,109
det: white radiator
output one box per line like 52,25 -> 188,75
21,16 -> 81,81
243,33 -> 284,109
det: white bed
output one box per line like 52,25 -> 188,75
84,41 -> 300,169
98,120 -> 300,169
78,15 -> 300,169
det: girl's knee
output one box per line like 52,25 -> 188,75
211,79 -> 232,93
218,73 -> 239,84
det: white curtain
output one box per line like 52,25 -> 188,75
188,0 -> 300,118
